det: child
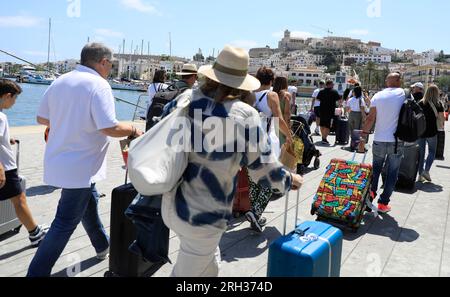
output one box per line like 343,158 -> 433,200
0,79 -> 47,247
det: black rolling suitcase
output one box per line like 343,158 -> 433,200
436,131 -> 445,160
396,143 -> 420,190
335,117 -> 349,145
105,182 -> 170,277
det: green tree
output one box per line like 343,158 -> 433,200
436,76 -> 450,92
323,51 -> 340,73
435,50 -> 446,63
363,61 -> 376,90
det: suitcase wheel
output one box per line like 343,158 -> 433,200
104,271 -> 115,278
313,158 -> 320,170
297,165 -> 306,175
13,225 -> 22,234
351,226 -> 359,234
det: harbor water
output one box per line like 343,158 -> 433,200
3,83 -> 148,127
3,83 -> 313,127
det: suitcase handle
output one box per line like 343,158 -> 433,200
351,147 -> 369,164
14,140 -> 20,172
282,189 -> 301,236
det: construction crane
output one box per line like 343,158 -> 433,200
311,25 -> 334,36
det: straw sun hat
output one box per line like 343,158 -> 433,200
175,64 -> 198,76
198,45 -> 261,91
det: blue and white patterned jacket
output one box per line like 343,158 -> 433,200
170,88 -> 292,231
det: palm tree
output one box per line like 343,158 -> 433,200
365,61 -> 376,90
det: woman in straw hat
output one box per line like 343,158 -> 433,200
161,45 -> 304,277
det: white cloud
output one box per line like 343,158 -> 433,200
95,28 -> 124,38
120,0 -> 158,14
0,15 -> 42,28
272,31 -> 316,39
347,29 -> 370,36
229,40 -> 259,50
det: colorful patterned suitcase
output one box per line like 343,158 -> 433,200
268,191 -> 343,277
311,152 -> 374,232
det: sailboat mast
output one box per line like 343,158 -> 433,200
47,18 -> 52,73
169,32 -> 172,58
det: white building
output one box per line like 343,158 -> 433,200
344,53 -> 392,64
413,50 -> 439,66
325,71 -> 351,96
288,67 -> 326,87
55,59 -> 79,74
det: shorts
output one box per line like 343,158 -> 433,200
313,107 -> 321,118
0,169 -> 23,201
320,115 -> 332,129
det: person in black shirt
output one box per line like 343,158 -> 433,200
417,84 -> 445,183
317,80 -> 341,144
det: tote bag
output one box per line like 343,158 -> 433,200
128,91 -> 192,196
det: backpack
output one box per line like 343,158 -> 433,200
146,83 -> 189,132
394,99 -> 427,144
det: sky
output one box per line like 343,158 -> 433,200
1,0 -> 450,64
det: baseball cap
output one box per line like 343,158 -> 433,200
411,82 -> 424,89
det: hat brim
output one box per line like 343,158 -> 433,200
176,72 -> 198,76
198,65 -> 261,92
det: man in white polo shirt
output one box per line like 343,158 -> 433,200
359,73 -> 405,214
28,43 -> 143,277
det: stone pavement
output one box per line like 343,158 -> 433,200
0,122 -> 449,277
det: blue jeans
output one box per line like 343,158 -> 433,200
371,142 -> 404,206
418,136 -> 438,175
27,184 -> 109,277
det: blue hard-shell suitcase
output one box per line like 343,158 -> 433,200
267,191 -> 343,277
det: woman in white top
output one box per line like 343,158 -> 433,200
245,67 -> 294,233
346,86 -> 369,133
253,67 -> 293,158
146,70 -> 169,116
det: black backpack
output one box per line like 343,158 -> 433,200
146,83 -> 189,131
395,99 -> 427,144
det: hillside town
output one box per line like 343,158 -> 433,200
1,29 -> 450,96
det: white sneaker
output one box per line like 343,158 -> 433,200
418,175 -> 426,183
29,225 -> 50,247
96,247 -> 109,261
422,171 -> 432,182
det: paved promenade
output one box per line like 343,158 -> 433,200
1,122 -> 449,277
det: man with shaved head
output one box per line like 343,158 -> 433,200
359,73 -> 406,214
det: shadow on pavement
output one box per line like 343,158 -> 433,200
220,227 -> 279,263
0,246 -> 34,261
27,185 -> 59,197
314,141 -> 333,148
344,213 -> 420,243
52,257 -> 104,277
436,165 -> 450,170
416,182 -> 444,193
0,226 -> 22,243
